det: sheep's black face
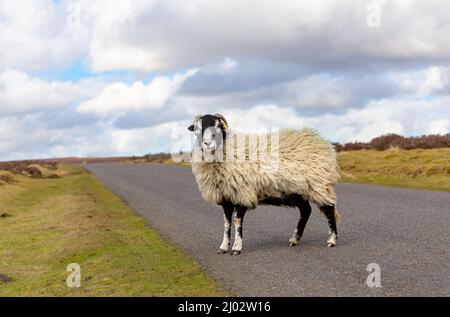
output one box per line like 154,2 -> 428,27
188,114 -> 226,153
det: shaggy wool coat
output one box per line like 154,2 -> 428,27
192,128 -> 340,209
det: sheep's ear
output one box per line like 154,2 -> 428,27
218,120 -> 227,129
189,114 -> 203,131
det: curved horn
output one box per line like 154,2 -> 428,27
214,113 -> 228,129
193,114 -> 203,122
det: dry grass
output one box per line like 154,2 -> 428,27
137,148 -> 450,192
0,165 -> 227,296
338,148 -> 450,192
0,171 -> 16,185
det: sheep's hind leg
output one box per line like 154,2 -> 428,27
218,202 -> 234,254
232,205 -> 247,255
289,195 -> 312,247
320,205 -> 338,248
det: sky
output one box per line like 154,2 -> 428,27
0,0 -> 449,160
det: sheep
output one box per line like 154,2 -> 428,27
188,114 -> 341,255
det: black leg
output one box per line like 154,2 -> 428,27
320,205 -> 338,247
232,205 -> 247,255
218,201 -> 234,254
289,195 -> 312,246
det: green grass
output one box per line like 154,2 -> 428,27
338,148 -> 450,192
0,165 -> 228,296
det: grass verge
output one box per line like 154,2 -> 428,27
0,165 -> 227,296
338,148 -> 450,192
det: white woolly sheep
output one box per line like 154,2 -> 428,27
188,114 -> 341,255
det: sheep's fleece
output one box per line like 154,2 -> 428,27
191,128 -> 340,208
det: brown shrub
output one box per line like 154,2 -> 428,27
413,134 -> 450,149
342,142 -> 371,151
0,161 -> 59,178
44,161 -> 58,170
0,161 -> 29,173
334,133 -> 450,152
332,143 -> 343,152
370,134 -> 405,150
25,166 -> 43,178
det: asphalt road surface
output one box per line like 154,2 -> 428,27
85,163 -> 450,296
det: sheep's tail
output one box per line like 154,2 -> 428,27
334,209 -> 341,223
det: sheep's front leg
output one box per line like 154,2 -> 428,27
218,202 -> 234,254
232,205 -> 247,255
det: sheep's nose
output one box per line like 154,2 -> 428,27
203,140 -> 211,147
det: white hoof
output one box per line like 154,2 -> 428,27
232,240 -> 242,255
289,233 -> 300,247
326,233 -> 337,247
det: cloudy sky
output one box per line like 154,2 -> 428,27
1,0 -> 449,160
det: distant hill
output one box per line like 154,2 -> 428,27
0,156 -> 132,164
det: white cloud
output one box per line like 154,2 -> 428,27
111,121 -> 184,154
77,69 -> 197,115
0,1 -> 449,160
210,97 -> 449,143
283,75 -> 348,109
1,94 -> 448,161
221,105 -> 305,130
426,120 -> 449,135
0,0 -> 89,71
0,70 -> 84,114
218,58 -> 238,74
81,0 -> 450,72
2,1 -> 450,74
306,97 -> 450,142
395,66 -> 450,97
0,113 -> 112,160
